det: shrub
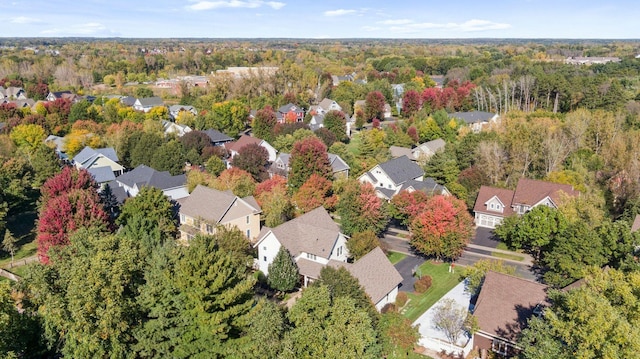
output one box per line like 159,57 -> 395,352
414,275 -> 432,293
381,303 -> 397,314
395,291 -> 408,307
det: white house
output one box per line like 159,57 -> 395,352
448,111 -> 500,133
72,146 -> 125,177
133,97 -> 164,113
161,120 -> 192,137
115,164 -> 188,201
255,206 -> 349,286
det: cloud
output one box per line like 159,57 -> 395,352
378,19 -> 413,25
10,16 -> 41,24
362,26 -> 380,32
187,0 -> 285,11
390,19 -> 511,33
323,9 -> 357,17
41,22 -> 119,36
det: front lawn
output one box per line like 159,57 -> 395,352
402,261 -> 462,322
387,251 -> 407,265
0,241 -> 37,268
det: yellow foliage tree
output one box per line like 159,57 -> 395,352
146,106 -> 168,122
9,124 -> 46,152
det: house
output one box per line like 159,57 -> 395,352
225,134 -> 277,162
390,138 -> 446,162
44,135 -> 67,160
331,73 -> 355,86
472,271 -> 548,357
133,97 -> 164,113
448,111 -> 499,133
202,129 -> 234,146
0,86 -> 27,100
178,184 -> 261,242
161,120 -> 192,137
168,104 -> 197,120
359,155 -> 448,199
329,247 -> 403,311
473,178 -> 579,229
317,98 -> 342,113
119,96 -> 136,107
276,103 -> 305,123
115,164 -> 188,201
87,166 -> 116,185
72,146 -> 125,177
271,152 -> 350,179
255,206 -> 349,286
46,91 -> 73,102
383,103 -> 392,119
389,146 -> 413,160
7,99 -> 35,109
632,214 -> 640,233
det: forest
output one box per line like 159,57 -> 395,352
1,38 -> 640,358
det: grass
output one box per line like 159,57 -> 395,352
387,251 -> 407,265
491,251 -> 525,261
0,241 -> 37,268
402,261 -> 462,322
346,132 -> 362,156
496,242 -> 510,251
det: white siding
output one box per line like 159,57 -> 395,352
375,286 -> 399,311
256,233 -> 282,275
330,234 -> 349,262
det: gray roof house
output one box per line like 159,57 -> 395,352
115,164 -> 188,201
87,166 -> 116,184
358,155 -> 448,200
449,111 -> 499,133
272,152 -> 350,179
412,138 -> 446,161
168,105 -> 198,120
276,103 -> 304,123
178,184 -> 262,242
73,146 -> 125,177
161,120 -> 192,137
202,129 -> 234,146
133,97 -> 164,113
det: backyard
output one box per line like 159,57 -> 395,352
401,261 -> 462,322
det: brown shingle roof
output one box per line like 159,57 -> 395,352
473,185 -> 516,216
179,185 -> 259,223
473,271 -> 548,342
267,206 -> 342,259
632,214 -> 640,233
512,178 -> 578,207
330,247 -> 402,304
225,134 -> 262,154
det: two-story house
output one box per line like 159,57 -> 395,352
73,146 -> 125,178
473,178 -> 580,228
255,206 -> 349,286
133,97 -> 164,113
271,152 -> 350,179
448,111 -> 499,133
179,185 -> 262,242
276,103 -> 305,123
225,134 -> 277,162
168,104 -> 198,120
202,129 -> 234,147
115,164 -> 189,201
359,155 -> 448,200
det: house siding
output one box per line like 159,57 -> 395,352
256,233 -> 281,275
375,286 -> 399,311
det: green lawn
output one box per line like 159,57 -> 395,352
346,133 -> 362,156
491,251 -> 525,261
402,261 -> 462,322
0,241 -> 37,268
496,242 -> 510,251
387,251 -> 407,265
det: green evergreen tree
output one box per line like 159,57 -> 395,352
267,247 -> 299,292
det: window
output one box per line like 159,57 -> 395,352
306,253 -> 317,261
246,215 -> 249,224
179,214 -> 185,223
263,246 -> 267,250
336,246 -> 343,256
246,229 -> 250,238
490,203 -> 495,209
263,256 -> 267,261
193,219 -> 200,228
206,224 -> 213,234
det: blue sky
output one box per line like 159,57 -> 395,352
1,0 -> 639,38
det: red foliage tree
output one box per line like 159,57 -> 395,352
409,195 -> 474,260
40,167 -> 97,206
180,131 -> 212,155
407,126 -> 419,143
390,190 -> 430,226
372,118 -> 381,129
365,91 -> 386,121
292,174 -> 336,213
288,136 -> 332,192
44,98 -> 72,118
252,105 -> 277,142
402,89 -> 422,118
254,175 -> 287,202
421,81 -> 476,112
212,167 -> 256,197
71,119 -> 103,134
37,189 -> 109,263
232,142 -> 269,182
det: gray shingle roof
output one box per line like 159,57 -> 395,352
73,146 -> 120,167
267,206 -> 342,259
389,145 -> 413,159
87,166 -> 116,183
202,129 -> 233,143
448,111 -> 496,124
400,178 -> 447,195
378,155 -> 424,185
137,96 -> 164,108
179,185 -> 260,223
420,138 -> 446,153
116,164 -> 185,191
327,153 -> 350,173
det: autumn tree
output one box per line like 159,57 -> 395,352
401,89 -> 422,118
336,181 -> 388,236
40,166 -> 97,205
9,124 -> 46,152
212,167 -> 256,198
323,110 -> 348,142
252,105 -> 277,143
267,247 -> 299,292
288,136 -> 332,192
292,174 -> 335,213
410,195 -> 473,260
346,230 -> 383,261
389,190 -> 430,226
364,91 -> 386,122
211,100 -> 249,137
232,142 -> 269,182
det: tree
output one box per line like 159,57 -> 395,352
30,144 -> 61,187
267,247 -> 299,292
211,100 -> 249,137
432,298 -> 470,347
232,142 -> 269,182
150,139 -> 186,175
323,110 -> 348,142
40,166 -> 97,205
288,136 -> 332,192
9,124 -> 46,152
409,195 -> 473,260
347,230 -> 382,260
252,106 -> 277,143
315,127 -> 338,147
205,155 -> 226,176
389,190 -> 430,226
317,266 -> 378,322
292,174 -> 335,213
235,299 -> 285,358
336,181 -> 388,236
2,229 -> 17,266
179,130 -> 211,155
459,259 -> 517,296
213,167 -> 256,198
0,280 -> 48,357
401,89 -> 422,118
365,91 -> 386,122
259,186 -> 294,227
378,312 -> 420,357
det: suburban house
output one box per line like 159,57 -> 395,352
307,98 -> 343,131
0,86 -> 27,100
255,206 -> 349,286
430,75 -> 445,88
161,120 -> 192,137
331,73 -> 355,86
225,134 -> 277,162
115,164 -> 188,201
565,56 -> 621,65
72,146 -> 125,177
328,247 -> 403,311
133,97 -> 164,112
358,155 -> 448,200
46,91 -> 73,102
448,111 -> 499,133
383,103 -> 392,119
178,184 -> 262,242
276,103 -> 305,123
473,178 -> 580,229
472,271 -> 549,357
168,104 -> 198,120
120,96 -> 136,107
390,138 -> 446,162
271,152 -> 350,179
202,129 -> 234,146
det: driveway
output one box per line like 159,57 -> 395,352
394,255 -> 425,292
472,227 -> 500,248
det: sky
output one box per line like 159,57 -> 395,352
1,0 -> 639,39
